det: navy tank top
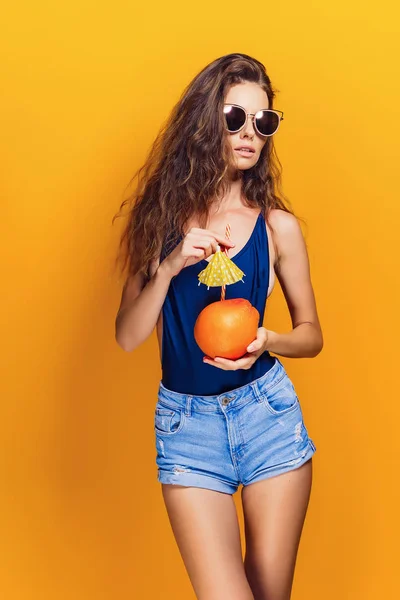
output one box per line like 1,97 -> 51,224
159,210 -> 276,395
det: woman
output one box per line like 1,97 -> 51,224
114,53 -> 323,600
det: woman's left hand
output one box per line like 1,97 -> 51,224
203,327 -> 270,371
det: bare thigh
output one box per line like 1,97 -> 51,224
161,483 -> 254,600
241,459 -> 313,600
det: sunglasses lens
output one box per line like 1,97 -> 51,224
224,105 -> 246,132
255,110 -> 280,136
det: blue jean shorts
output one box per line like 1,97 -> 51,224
154,357 -> 316,495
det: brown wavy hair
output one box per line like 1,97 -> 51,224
112,52 -> 298,282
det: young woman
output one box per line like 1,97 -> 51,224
114,53 -> 323,600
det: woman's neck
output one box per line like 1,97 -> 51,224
209,176 -> 246,215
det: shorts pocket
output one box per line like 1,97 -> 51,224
154,403 -> 186,436
260,375 -> 300,416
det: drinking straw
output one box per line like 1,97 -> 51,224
220,223 -> 231,301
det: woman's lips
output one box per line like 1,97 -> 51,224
234,148 -> 255,158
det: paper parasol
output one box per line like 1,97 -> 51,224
198,224 -> 245,296
198,245 -> 245,290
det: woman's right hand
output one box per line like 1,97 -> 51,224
161,227 -> 236,279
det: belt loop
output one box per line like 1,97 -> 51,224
185,395 -> 192,417
250,381 -> 263,402
250,380 -> 262,403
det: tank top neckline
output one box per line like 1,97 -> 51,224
186,210 -> 264,268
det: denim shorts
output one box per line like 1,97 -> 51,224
154,357 -> 316,495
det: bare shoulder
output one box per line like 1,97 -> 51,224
266,208 -> 322,334
268,208 -> 303,238
267,208 -> 305,264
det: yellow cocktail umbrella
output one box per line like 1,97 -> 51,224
198,227 -> 246,301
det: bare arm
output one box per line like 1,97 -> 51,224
115,261 -> 172,352
115,227 -> 235,352
266,210 -> 324,358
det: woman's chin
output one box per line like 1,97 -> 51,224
234,154 -> 258,170
236,160 -> 257,171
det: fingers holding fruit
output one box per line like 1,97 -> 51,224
246,327 -> 268,354
202,325 -> 269,371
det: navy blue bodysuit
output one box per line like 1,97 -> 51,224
159,210 -> 276,395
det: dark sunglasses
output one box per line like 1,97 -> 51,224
223,103 -> 284,137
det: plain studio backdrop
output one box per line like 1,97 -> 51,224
1,1 -> 399,598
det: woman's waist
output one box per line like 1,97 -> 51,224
161,351 -> 275,397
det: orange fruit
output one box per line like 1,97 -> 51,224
194,298 -> 259,360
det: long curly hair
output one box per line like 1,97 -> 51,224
112,53 -> 297,282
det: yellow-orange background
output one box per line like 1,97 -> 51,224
1,1 -> 399,598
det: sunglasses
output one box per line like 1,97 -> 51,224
223,103 -> 284,137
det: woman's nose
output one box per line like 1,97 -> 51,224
241,114 -> 255,138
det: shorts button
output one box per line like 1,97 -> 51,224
221,396 -> 230,405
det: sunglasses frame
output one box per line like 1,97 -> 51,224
223,103 -> 284,137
